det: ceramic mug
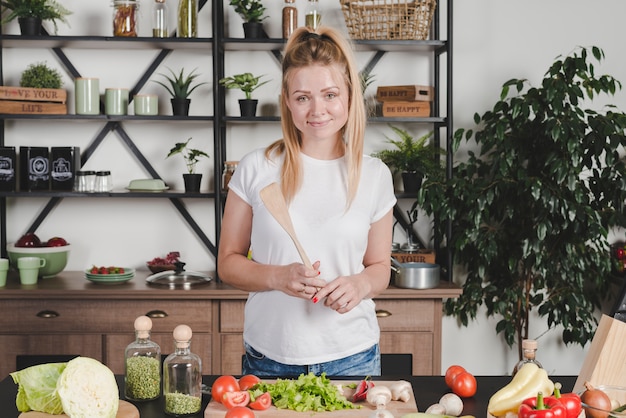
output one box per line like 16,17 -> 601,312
0,258 -> 8,287
17,257 -> 46,285
134,94 -> 158,116
75,78 -> 100,115
105,88 -> 129,115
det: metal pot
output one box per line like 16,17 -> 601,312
390,258 -> 440,289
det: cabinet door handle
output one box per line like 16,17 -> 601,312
146,310 -> 168,318
36,310 -> 59,318
376,309 -> 392,318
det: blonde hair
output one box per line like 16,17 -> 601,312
265,26 -> 366,205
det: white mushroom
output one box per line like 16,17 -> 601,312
369,409 -> 395,418
425,403 -> 447,414
390,380 -> 412,402
366,385 -> 392,409
439,392 -> 464,416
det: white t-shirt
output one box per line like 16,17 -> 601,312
227,147 -> 396,365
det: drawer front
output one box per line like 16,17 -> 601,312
220,333 -> 244,376
375,299 -> 435,332
0,334 -> 102,380
219,300 -> 245,333
105,333 -> 212,375
0,300 -> 212,333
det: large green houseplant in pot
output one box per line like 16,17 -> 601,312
0,0 -> 71,35
418,46 -> 626,359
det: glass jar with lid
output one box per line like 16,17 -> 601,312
112,0 -> 139,37
124,315 -> 161,401
221,161 -> 238,192
163,324 -> 202,416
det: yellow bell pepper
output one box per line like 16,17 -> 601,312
487,363 -> 554,417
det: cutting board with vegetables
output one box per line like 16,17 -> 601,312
19,400 -> 139,418
204,381 -> 419,417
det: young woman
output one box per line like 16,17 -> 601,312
217,25 -> 396,377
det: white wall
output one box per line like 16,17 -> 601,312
3,0 -> 626,376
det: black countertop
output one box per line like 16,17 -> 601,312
1,374 -> 577,417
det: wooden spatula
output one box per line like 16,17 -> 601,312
259,182 -> 313,269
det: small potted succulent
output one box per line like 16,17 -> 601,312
228,0 -> 268,39
0,0 -> 72,36
166,137 -> 209,193
153,67 -> 207,116
219,72 -> 269,117
372,125 -> 444,193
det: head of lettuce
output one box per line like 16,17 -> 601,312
10,357 -> 119,418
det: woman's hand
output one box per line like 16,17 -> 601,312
283,260 -> 325,299
313,275 -> 370,313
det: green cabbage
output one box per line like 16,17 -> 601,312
57,357 -> 119,418
10,362 -> 66,414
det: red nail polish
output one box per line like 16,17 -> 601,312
312,297 -> 318,303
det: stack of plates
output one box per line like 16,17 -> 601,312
85,268 -> 135,285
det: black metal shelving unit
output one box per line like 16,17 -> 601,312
0,0 -> 453,278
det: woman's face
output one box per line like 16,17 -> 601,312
285,64 -> 349,146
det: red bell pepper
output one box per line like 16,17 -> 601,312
549,382 -> 582,418
519,392 -> 567,418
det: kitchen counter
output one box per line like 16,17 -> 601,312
0,271 -> 462,378
0,374 -> 577,418
0,270 -> 462,300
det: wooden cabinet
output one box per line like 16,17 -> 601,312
0,272 -> 460,379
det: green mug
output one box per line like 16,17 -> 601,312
18,256 -> 46,285
0,258 -> 8,287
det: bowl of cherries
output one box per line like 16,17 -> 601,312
146,251 -> 180,274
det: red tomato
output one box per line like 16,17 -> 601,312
223,391 -> 251,409
238,374 -> 261,390
451,371 -> 477,398
248,392 -> 271,411
444,365 -> 466,388
211,375 -> 240,404
225,406 -> 255,418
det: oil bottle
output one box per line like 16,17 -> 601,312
512,339 -> 543,376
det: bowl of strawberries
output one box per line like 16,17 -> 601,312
146,251 -> 181,274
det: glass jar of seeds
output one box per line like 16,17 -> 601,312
124,315 -> 162,401
163,324 -> 202,416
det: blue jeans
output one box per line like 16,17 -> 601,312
242,343 -> 381,377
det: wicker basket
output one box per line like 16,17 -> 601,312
339,0 -> 437,40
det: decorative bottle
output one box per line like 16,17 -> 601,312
124,315 -> 161,401
512,339 -> 543,376
304,0 -> 320,29
153,0 -> 168,37
163,324 -> 202,416
112,0 -> 139,37
177,0 -> 197,38
282,0 -> 297,39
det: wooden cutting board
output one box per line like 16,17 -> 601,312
204,381 -> 419,417
18,400 -> 139,418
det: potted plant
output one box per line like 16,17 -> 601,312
166,137 -> 209,193
372,125 -> 444,193
228,0 -> 267,39
417,46 -> 626,359
219,72 -> 269,117
153,67 -> 207,116
0,0 -> 71,36
20,61 -> 62,88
